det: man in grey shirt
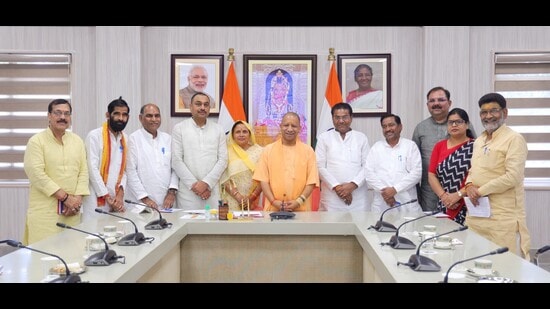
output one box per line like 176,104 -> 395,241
412,87 -> 476,211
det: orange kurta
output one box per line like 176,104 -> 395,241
253,139 -> 319,211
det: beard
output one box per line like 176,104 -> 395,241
482,117 -> 505,134
109,118 -> 127,132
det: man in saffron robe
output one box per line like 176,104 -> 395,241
253,112 -> 319,211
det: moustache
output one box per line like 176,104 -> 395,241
57,120 -> 68,124
431,105 -> 442,109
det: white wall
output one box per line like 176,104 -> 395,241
0,26 -> 548,250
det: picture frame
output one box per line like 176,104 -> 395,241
337,54 -> 391,117
170,54 -> 224,116
243,54 -> 317,146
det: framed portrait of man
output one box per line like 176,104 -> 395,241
171,54 -> 224,116
243,54 -> 317,146
337,54 -> 391,117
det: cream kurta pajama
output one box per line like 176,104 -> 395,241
23,127 -> 89,244
465,124 -> 531,259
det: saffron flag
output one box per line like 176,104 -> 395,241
317,62 -> 343,138
218,61 -> 246,134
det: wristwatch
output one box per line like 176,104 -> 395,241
457,190 -> 463,198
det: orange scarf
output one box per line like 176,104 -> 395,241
97,122 -> 126,206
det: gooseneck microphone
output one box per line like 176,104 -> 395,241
124,199 -> 172,230
369,199 -> 418,232
398,226 -> 468,272
94,208 -> 150,246
56,222 -> 121,266
443,247 -> 508,283
6,240 -> 81,283
383,209 -> 441,249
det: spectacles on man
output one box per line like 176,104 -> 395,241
479,108 -> 501,117
51,110 -> 71,117
333,115 -> 351,121
447,119 -> 466,126
428,98 -> 448,104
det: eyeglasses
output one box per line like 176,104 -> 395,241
427,98 -> 448,104
479,108 -> 501,117
51,110 -> 71,117
447,119 -> 466,126
333,115 -> 351,121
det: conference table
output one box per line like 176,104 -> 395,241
1,208 -> 549,283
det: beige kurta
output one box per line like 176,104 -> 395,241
465,124 -> 531,259
23,127 -> 89,244
253,139 -> 319,211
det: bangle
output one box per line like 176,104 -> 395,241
457,190 -> 463,198
465,182 -> 473,189
299,195 -> 306,202
296,198 -> 304,206
61,194 -> 69,202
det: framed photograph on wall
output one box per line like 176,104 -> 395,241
337,54 -> 391,117
243,54 -> 317,146
170,54 -> 224,117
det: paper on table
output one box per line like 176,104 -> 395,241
233,211 -> 263,218
182,209 -> 205,214
160,208 -> 182,213
130,205 -> 152,214
180,214 -> 205,220
464,196 -> 491,218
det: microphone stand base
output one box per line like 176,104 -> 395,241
145,219 -> 170,230
269,211 -> 295,221
389,236 -> 417,249
84,250 -> 118,266
407,254 -> 441,272
372,221 -> 397,233
49,274 -> 82,283
117,232 -> 145,246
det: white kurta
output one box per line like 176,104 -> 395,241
126,128 -> 179,207
316,129 -> 370,211
365,137 -> 422,213
171,118 -> 228,210
82,126 -> 128,221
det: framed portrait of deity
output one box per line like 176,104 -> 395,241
170,54 -> 224,117
243,54 -> 317,146
337,54 -> 391,117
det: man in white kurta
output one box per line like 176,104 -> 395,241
23,99 -> 89,244
316,103 -> 370,211
172,92 -> 227,210
82,98 -> 129,221
126,104 -> 179,209
366,114 -> 422,213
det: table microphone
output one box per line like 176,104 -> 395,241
94,208 -> 151,246
6,239 -> 81,283
124,199 -> 172,230
56,223 -> 121,266
369,199 -> 418,232
383,209 -> 441,249
442,247 -> 508,283
533,245 -> 550,266
398,226 -> 468,272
